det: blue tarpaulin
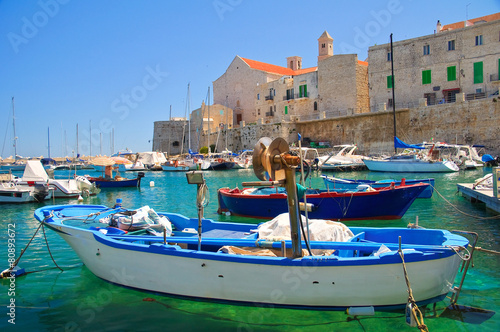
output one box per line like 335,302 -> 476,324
394,137 -> 424,150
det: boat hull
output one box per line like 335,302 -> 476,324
88,177 -> 141,188
161,165 -> 190,172
43,221 -> 462,309
218,184 -> 427,220
363,159 -> 459,173
208,161 -> 235,170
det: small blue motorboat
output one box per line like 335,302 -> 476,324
321,175 -> 435,198
87,172 -> 144,188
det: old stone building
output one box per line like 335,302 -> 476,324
213,31 -> 370,126
368,13 -> 500,111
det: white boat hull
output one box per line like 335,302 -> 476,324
364,159 -> 459,173
53,225 -> 461,308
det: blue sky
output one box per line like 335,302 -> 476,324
1,0 -> 499,158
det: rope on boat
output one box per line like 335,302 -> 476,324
398,248 -> 429,332
41,221 -> 64,272
446,245 -> 472,261
0,213 -> 51,278
431,184 -> 500,220
475,247 -> 500,255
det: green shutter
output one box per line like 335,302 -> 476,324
422,70 -> 431,85
473,62 -> 483,84
387,75 -> 393,88
304,85 -> 307,97
285,106 -> 288,114
447,66 -> 456,81
299,85 -> 303,98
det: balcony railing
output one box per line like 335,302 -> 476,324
283,92 -> 309,101
265,95 -> 274,101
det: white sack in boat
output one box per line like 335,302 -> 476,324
101,206 -> 172,235
258,213 -> 354,242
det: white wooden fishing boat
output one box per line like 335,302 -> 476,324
33,137 -> 472,311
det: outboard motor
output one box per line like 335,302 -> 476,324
33,184 -> 49,202
137,172 -> 145,187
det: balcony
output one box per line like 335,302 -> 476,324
265,95 -> 274,101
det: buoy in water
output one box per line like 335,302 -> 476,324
150,181 -> 155,187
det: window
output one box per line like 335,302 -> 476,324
285,106 -> 288,115
299,84 -> 308,98
447,66 -> 456,81
475,35 -> 483,46
387,98 -> 393,108
387,52 -> 392,61
257,93 -> 260,100
258,109 -> 260,115
448,40 -> 455,51
422,70 -> 431,85
387,75 -> 394,89
473,61 -> 483,84
322,43 -> 325,48
423,45 -> 430,55
314,101 -> 318,111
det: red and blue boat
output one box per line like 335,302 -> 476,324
218,182 -> 428,221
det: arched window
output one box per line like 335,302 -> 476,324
314,101 -> 318,111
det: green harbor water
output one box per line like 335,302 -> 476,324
1,168 -> 499,331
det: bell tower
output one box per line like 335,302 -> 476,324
318,30 -> 333,62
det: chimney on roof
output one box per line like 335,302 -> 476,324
436,20 -> 442,33
287,56 -> 302,71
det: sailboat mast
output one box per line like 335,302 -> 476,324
47,127 -> 50,158
76,123 -> 79,157
168,105 -> 171,157
207,87 -> 211,154
89,120 -> 92,157
187,83 -> 191,152
225,96 -> 228,152
390,33 -> 397,155
12,97 -> 17,159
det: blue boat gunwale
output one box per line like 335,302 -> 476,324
34,204 -> 468,268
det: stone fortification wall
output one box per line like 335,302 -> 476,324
163,98 -> 499,156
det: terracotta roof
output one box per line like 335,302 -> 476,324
358,60 -> 368,66
441,12 -> 500,31
240,57 -> 317,76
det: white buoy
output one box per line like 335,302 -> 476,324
225,211 -> 231,216
150,181 -> 155,187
